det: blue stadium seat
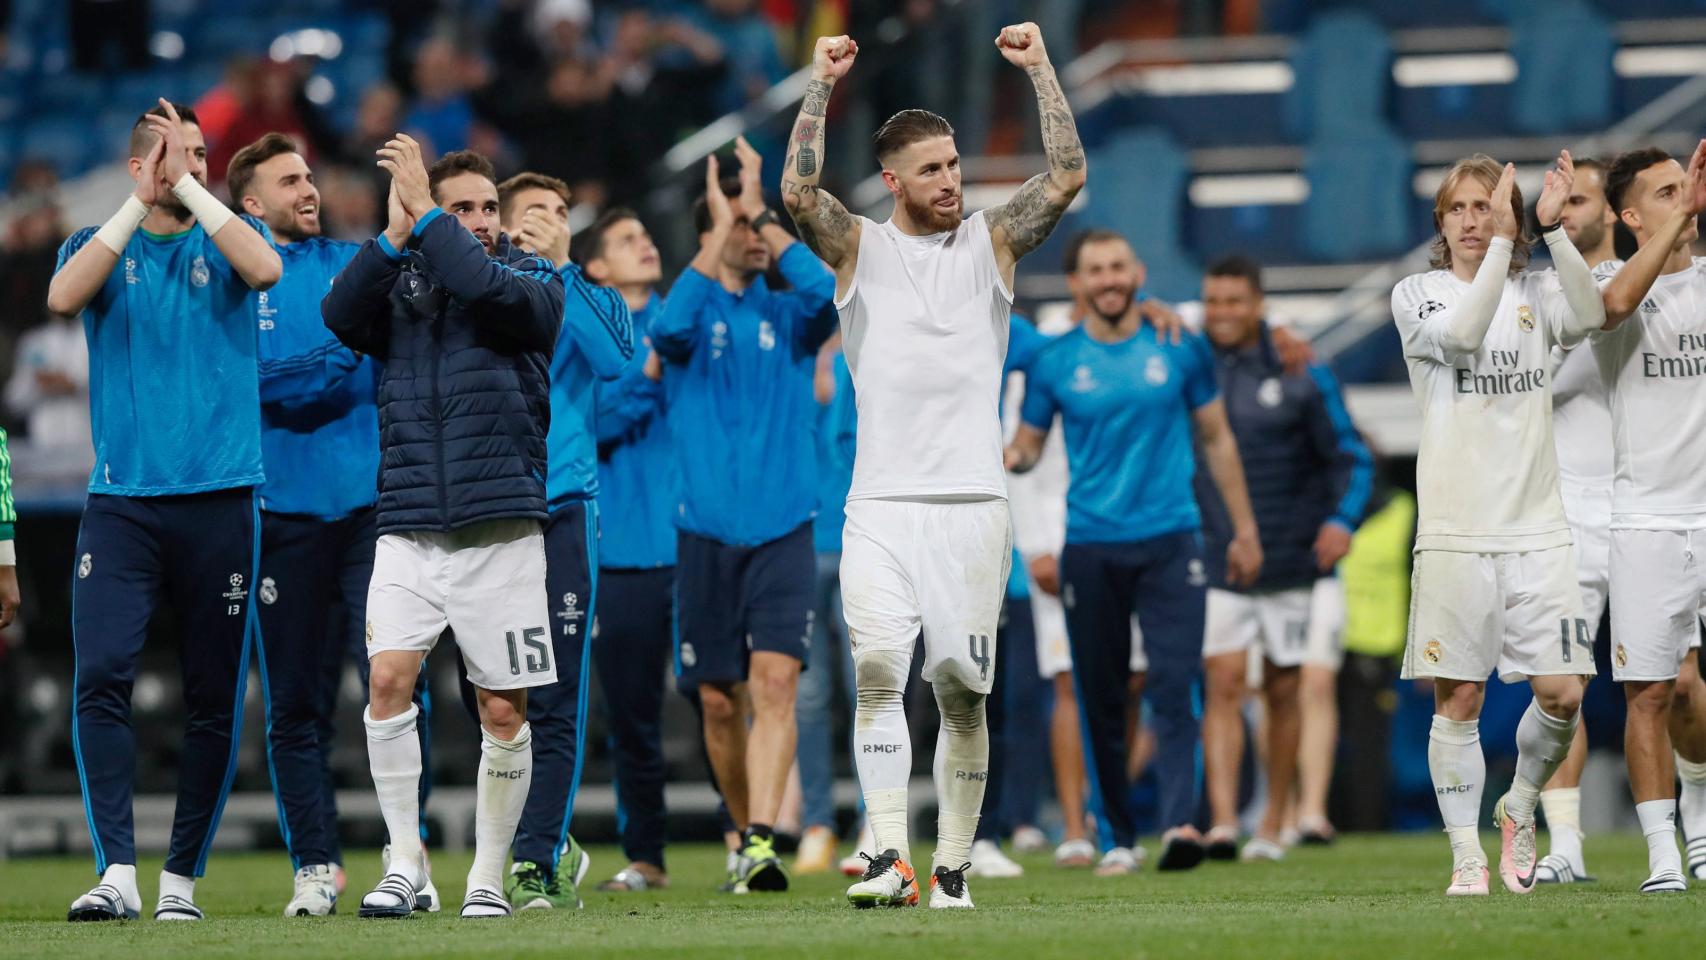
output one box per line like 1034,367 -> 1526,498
30,73 -> 104,117
1301,127 -> 1414,262
20,118 -> 94,177
1285,11 -> 1391,142
191,17 -> 272,60
1510,0 -> 1614,134
1079,128 -> 1200,300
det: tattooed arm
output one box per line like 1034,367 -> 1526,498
781,36 -> 862,291
985,23 -> 1087,284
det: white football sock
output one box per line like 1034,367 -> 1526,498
1540,787 -> 1584,869
1675,753 -> 1706,843
931,680 -> 988,874
1508,700 -> 1576,821
853,647 -> 913,864
468,722 -> 532,895
366,704 -> 424,885
158,870 -> 195,904
101,863 -> 139,909
1428,715 -> 1485,867
1636,799 -> 1682,877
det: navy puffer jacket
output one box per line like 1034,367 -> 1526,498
322,209 -> 565,534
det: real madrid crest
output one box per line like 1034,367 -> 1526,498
1423,640 -> 1442,664
1516,304 -> 1535,332
1144,355 -> 1169,386
1616,643 -> 1628,668
1257,377 -> 1284,408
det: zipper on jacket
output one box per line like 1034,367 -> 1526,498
433,304 -> 448,527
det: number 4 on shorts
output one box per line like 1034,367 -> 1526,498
1557,618 -> 1591,664
968,634 -> 990,681
506,626 -> 551,675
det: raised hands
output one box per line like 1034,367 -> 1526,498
810,35 -> 858,82
131,132 -> 167,206
383,180 -> 413,252
141,98 -> 191,187
1685,138 -> 1706,218
377,134 -> 434,219
514,208 -> 570,269
703,154 -> 734,236
733,136 -> 767,221
1534,149 -> 1576,228
996,22 -> 1050,70
1489,161 -> 1519,241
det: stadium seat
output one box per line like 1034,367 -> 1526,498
1510,0 -> 1615,134
1301,127 -> 1414,263
1285,11 -> 1392,142
1080,128 -> 1202,300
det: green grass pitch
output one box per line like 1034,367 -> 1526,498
0,834 -> 1695,959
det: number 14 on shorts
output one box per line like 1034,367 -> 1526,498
1558,618 -> 1591,664
506,627 -> 551,675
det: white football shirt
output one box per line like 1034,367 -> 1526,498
838,209 -> 1013,502
1591,258 -> 1706,529
1549,342 -> 1613,493
1392,268 -> 1579,553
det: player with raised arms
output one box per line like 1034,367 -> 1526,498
780,23 -> 1086,909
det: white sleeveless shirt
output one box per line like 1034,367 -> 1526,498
836,209 -> 1014,502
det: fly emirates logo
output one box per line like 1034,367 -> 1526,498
1642,333 -> 1706,379
1456,348 -> 1545,395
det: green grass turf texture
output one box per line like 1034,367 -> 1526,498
0,834 -> 1693,959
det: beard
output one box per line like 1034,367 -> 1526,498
155,193 -> 192,222
903,191 -> 963,233
1572,219 -> 1606,256
1089,287 -> 1135,323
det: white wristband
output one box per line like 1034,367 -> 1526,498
0,540 -> 16,566
94,195 -> 150,255
172,173 -> 235,236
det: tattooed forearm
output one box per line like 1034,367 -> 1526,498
801,79 -> 832,118
987,174 -> 1063,259
1028,64 -> 1086,182
781,77 -> 857,265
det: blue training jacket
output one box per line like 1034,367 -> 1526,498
651,243 -> 837,546
57,216 -> 271,495
1193,323 -> 1373,591
595,296 -> 675,569
256,236 -> 379,519
547,262 -> 634,506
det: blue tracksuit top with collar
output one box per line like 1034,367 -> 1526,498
547,262 -> 634,506
651,242 -> 837,547
256,235 -> 380,519
595,295 -> 674,569
1193,323 -> 1373,591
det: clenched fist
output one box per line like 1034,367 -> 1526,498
811,35 -> 858,81
996,22 -> 1049,69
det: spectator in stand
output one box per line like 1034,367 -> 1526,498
509,58 -> 614,211
682,0 -> 785,117
315,167 -> 382,242
404,37 -> 480,156
208,63 -> 322,193
5,309 -> 88,456
604,9 -> 727,205
0,190 -> 69,412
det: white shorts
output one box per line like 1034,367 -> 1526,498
1562,484 -> 1611,630
1030,584 -> 1147,677
1608,528 -> 1706,681
841,498 -> 1010,694
1402,545 -> 1593,683
366,517 -> 554,692
1205,577 -> 1343,671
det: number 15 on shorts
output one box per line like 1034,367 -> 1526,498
1558,618 -> 1591,664
506,627 -> 551,675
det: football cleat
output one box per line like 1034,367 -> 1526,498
840,822 -> 876,876
735,833 -> 789,893
846,849 -> 919,909
795,826 -> 837,875
507,860 -> 560,910
928,863 -> 974,909
1446,858 -> 1490,896
1493,794 -> 1537,894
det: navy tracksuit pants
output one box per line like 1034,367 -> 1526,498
593,565 -> 675,869
253,507 -> 377,869
71,489 -> 258,877
1061,531 -> 1207,849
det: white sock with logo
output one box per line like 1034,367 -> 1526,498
931,680 -> 988,876
1636,799 -> 1682,878
1540,787 -> 1584,871
1428,715 -> 1485,868
1508,700 -> 1576,821
853,647 -> 913,865
365,704 -> 424,893
468,722 -> 532,899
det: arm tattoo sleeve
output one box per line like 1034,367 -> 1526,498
987,174 -> 1060,260
782,77 -> 854,262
